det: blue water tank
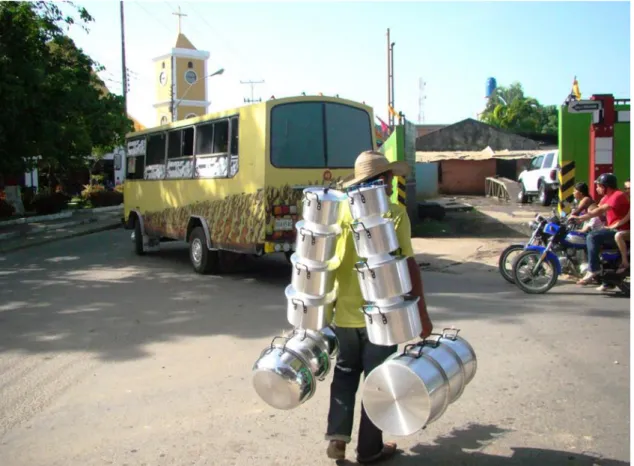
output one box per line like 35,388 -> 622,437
485,77 -> 497,98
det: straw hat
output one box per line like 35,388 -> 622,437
342,150 -> 410,188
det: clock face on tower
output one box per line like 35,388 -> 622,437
185,70 -> 197,85
159,71 -> 167,86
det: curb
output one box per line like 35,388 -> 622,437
0,222 -> 122,254
0,210 -> 73,227
0,218 -> 98,241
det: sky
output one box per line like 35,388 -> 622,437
64,1 -> 631,128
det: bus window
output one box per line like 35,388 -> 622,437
270,102 -> 325,168
195,123 -> 214,155
214,120 -> 229,153
145,133 -> 167,180
166,127 -> 195,179
325,103 -> 372,168
183,127 -> 194,156
230,117 -> 239,156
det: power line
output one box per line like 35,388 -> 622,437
240,80 -> 265,103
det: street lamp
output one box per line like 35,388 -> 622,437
173,67 -> 225,119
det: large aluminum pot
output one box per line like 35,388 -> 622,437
419,336 -> 466,405
350,217 -> 399,258
294,221 -> 341,263
284,329 -> 332,380
252,336 -> 316,410
345,182 -> 390,220
362,296 -> 422,346
290,253 -> 339,298
355,255 -> 412,302
301,187 -> 346,227
362,343 -> 450,436
437,328 -> 477,385
285,284 -> 336,331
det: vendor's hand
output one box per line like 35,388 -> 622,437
419,313 -> 433,339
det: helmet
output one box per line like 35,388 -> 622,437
595,173 -> 617,190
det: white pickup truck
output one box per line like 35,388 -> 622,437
517,150 -> 560,206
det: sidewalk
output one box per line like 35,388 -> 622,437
0,206 -> 123,254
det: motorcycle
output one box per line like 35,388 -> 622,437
511,214 -> 630,295
498,213 -> 550,284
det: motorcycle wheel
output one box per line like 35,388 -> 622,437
513,250 -> 559,294
498,245 -> 525,284
617,275 -> 630,297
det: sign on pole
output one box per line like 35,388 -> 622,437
568,100 -> 602,113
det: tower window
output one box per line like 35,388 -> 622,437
188,61 -> 193,69
162,62 -> 165,69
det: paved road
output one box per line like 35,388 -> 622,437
0,230 -> 629,466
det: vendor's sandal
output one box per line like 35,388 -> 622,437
356,442 -> 398,464
326,440 -> 346,461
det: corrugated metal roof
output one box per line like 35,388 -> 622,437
416,146 -> 557,163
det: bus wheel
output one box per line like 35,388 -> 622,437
133,217 -> 145,256
189,226 -> 219,274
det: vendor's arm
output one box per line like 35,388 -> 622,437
395,209 -> 433,338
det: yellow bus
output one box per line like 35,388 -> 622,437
123,95 -> 376,273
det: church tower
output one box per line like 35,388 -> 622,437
152,8 -> 210,126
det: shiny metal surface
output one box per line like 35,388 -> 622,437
420,337 -> 466,404
346,183 -> 390,220
356,255 -> 412,302
438,328 -> 477,385
350,217 -> 399,258
285,285 -> 336,331
284,329 -> 331,380
362,296 -> 422,346
294,220 -> 341,263
565,232 -> 587,245
362,346 -> 450,436
301,187 -> 346,227
252,341 -> 315,410
290,253 -> 338,298
319,326 -> 340,359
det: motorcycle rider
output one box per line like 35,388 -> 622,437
571,182 -> 594,216
570,173 -> 630,286
614,179 -> 630,274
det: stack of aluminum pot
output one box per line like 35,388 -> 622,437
361,327 -> 478,436
251,187 -> 347,410
345,180 -> 422,346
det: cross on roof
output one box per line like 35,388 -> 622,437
172,6 -> 187,35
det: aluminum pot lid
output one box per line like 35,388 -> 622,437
357,254 -> 407,269
296,220 -> 342,236
350,215 -> 392,231
290,253 -> 341,271
364,295 -> 419,313
302,187 -> 347,203
285,284 -> 338,304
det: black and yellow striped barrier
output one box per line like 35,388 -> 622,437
396,176 -> 406,207
558,160 -> 576,215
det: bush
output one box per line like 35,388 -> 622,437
81,183 -> 105,200
88,190 -> 123,207
114,183 -> 124,194
0,199 -> 15,219
32,191 -> 71,215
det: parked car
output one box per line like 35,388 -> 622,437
517,150 -> 560,206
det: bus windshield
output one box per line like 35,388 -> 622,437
270,101 -> 373,169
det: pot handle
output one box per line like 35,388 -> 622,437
303,191 -> 322,211
354,261 -> 376,279
403,343 -> 425,359
292,327 -> 309,341
292,298 -> 308,314
346,186 -> 366,205
422,334 -> 443,349
299,227 -> 316,245
351,221 -> 372,240
441,327 -> 461,341
361,304 -> 388,325
295,262 -> 311,279
269,335 -> 290,351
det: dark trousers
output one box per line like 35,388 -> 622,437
587,229 -> 617,273
325,326 -> 397,458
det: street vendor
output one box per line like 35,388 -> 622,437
324,150 -> 434,464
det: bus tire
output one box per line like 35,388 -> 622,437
134,216 -> 145,256
189,226 -> 219,274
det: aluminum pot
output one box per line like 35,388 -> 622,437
294,221 -> 341,263
355,255 -> 412,302
350,217 -> 399,258
362,343 -> 450,436
419,336 -> 466,405
362,296 -> 422,346
301,187 -> 346,227
290,253 -> 339,298
285,284 -> 336,331
252,336 -> 316,410
438,328 -> 477,385
346,182 -> 390,220
319,325 -> 340,359
284,329 -> 332,380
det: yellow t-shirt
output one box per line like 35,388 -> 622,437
333,203 -> 415,328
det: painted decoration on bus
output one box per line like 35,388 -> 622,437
166,159 -> 195,179
145,164 -> 166,180
127,138 -> 146,156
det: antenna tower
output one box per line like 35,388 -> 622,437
418,77 -> 426,124
241,80 -> 265,103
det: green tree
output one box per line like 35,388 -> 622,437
480,82 -> 558,135
0,1 -> 132,183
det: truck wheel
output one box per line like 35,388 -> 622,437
517,183 -> 528,204
133,216 -> 145,256
189,226 -> 219,274
539,183 -> 553,206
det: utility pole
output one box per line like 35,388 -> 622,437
120,1 -> 127,112
418,77 -> 426,124
241,80 -> 265,103
387,29 -> 395,129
